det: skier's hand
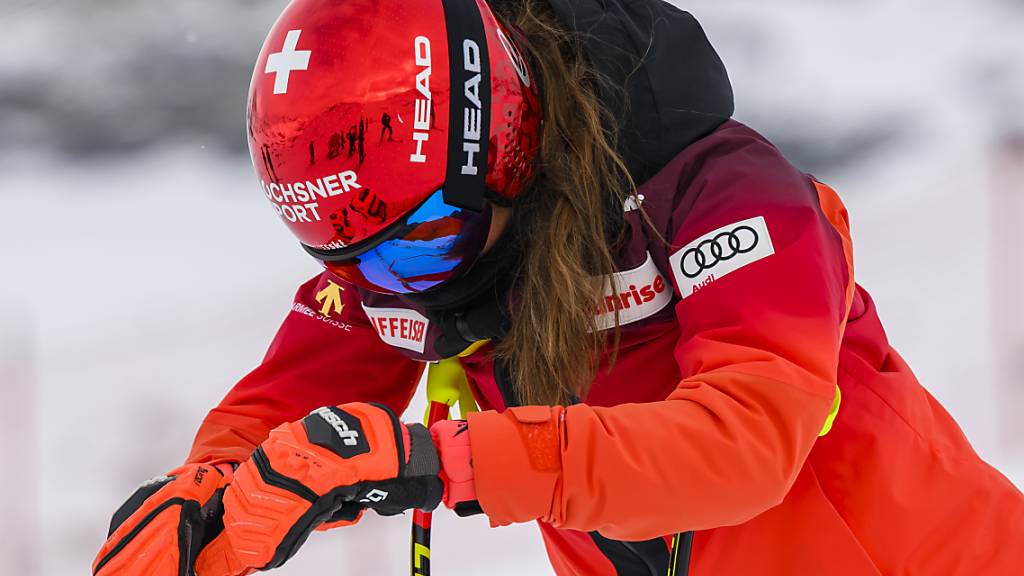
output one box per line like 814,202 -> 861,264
194,403 -> 443,575
92,463 -> 232,576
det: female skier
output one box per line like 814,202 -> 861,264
93,0 -> 1023,574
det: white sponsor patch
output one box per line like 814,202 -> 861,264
361,305 -> 430,353
670,216 -> 775,299
594,251 -> 673,331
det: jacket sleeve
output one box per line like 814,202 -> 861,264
186,272 -> 425,466
467,136 -> 856,539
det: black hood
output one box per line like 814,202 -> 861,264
545,0 -> 734,183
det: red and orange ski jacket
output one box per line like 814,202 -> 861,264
189,1 -> 1023,573
188,120 -> 1022,575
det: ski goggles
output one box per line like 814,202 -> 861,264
303,188 -> 492,294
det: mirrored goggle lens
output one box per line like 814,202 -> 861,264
323,189 -> 490,294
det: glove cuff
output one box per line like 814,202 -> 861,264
405,423 -> 441,477
431,420 -> 478,512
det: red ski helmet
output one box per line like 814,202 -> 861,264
247,0 -> 541,294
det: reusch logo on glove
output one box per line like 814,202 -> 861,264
193,466 -> 208,486
314,407 -> 360,446
303,406 -> 370,459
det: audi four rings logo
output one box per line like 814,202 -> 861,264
669,216 -> 776,300
679,225 -> 760,278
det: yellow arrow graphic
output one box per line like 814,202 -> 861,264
315,281 -> 345,317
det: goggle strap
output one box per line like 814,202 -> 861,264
441,0 -> 491,213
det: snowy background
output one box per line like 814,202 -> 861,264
1,0 -> 1022,574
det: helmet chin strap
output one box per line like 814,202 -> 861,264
441,0 -> 492,212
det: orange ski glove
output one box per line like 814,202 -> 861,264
92,463 -> 232,576
195,402 -> 443,575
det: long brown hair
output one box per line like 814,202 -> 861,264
491,0 -> 635,406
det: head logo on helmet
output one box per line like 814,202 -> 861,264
247,0 -> 540,294
458,38 -> 485,178
411,36 -> 433,165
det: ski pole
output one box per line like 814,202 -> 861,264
412,345 -> 485,575
412,353 -> 470,575
411,399 -> 452,576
